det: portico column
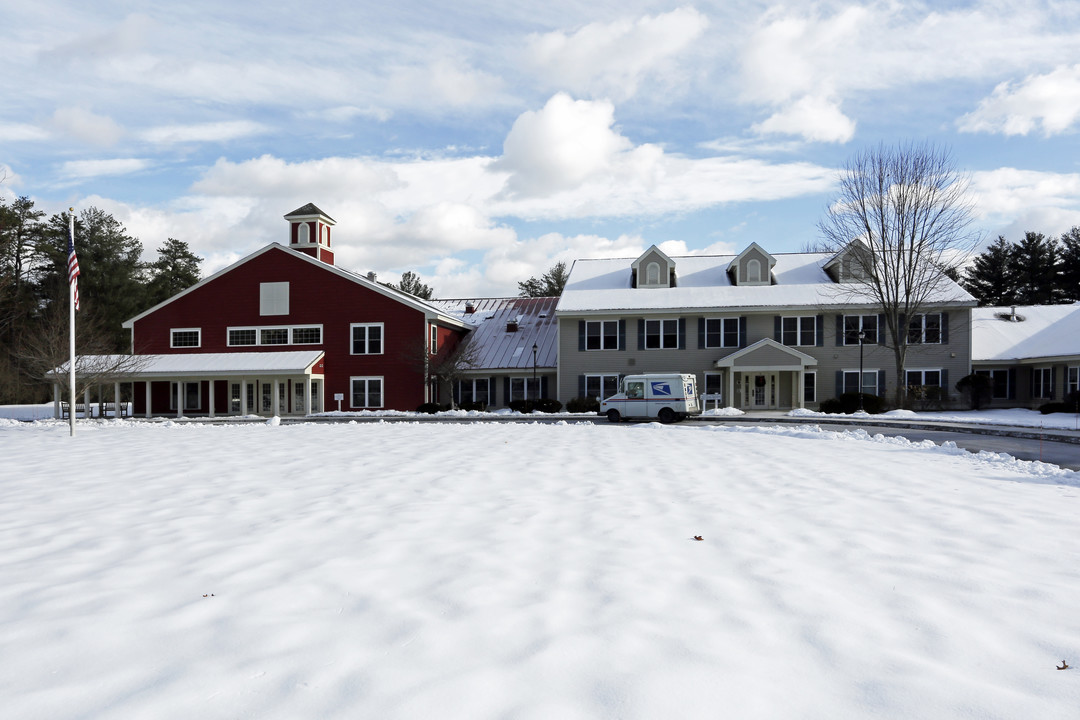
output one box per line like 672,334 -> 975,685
796,369 -> 804,409
240,379 -> 248,416
84,387 -> 91,418
114,382 -> 121,418
208,380 -> 215,418
304,376 -> 312,416
176,382 -> 183,418
145,381 -> 152,418
727,370 -> 735,409
272,380 -> 279,416
53,384 -> 60,419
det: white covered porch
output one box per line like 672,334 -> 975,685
714,338 -> 818,411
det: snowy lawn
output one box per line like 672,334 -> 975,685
1,420 -> 1079,719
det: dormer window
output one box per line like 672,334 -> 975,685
632,245 -> 675,289
728,242 -> 776,286
747,259 -> 761,283
298,222 -> 310,245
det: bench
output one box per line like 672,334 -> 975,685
60,402 -> 90,418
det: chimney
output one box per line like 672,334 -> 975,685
465,301 -> 476,314
506,320 -> 518,332
367,271 -> 377,283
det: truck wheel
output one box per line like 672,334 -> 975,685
658,407 -> 676,424
606,409 -> 621,423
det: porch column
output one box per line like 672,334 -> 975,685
114,381 -> 121,418
208,380 -> 216,418
176,382 -> 183,418
145,381 -> 152,418
796,370 -> 804,409
240,379 -> 248,416
272,379 -> 279,416
84,387 -> 91,418
53,384 -> 60,419
727,370 -> 735,409
304,376 -> 312,416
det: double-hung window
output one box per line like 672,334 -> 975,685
908,313 -> 942,344
585,374 -> 620,401
905,369 -> 942,388
803,372 -> 816,403
842,370 -> 879,395
782,316 -> 816,346
510,377 -> 541,402
843,315 -> 878,345
975,369 -> 1010,399
1067,367 -> 1079,396
585,320 -> 619,350
704,318 -> 740,348
644,319 -> 679,349
351,377 -> 383,408
430,325 -> 438,354
458,378 -> 490,406
352,323 -> 384,355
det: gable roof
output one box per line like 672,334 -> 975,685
972,304 -> 1080,362
430,297 -> 558,370
557,250 -> 975,313
122,243 -> 468,329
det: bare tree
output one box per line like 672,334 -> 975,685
818,141 -> 980,405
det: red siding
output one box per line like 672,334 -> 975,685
132,246 -> 461,411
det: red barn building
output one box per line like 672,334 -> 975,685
113,203 -> 470,417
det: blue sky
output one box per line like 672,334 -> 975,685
3,1 -> 1080,296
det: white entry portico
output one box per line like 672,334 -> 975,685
714,338 -> 817,410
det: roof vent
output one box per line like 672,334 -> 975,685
367,271 -> 377,283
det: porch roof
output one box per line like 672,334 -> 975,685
48,351 -> 325,380
714,338 -> 817,369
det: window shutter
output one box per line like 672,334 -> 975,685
774,316 -> 782,343
898,313 -> 906,344
638,319 -> 645,350
578,321 -> 586,351
878,314 -> 886,345
578,375 -> 586,399
490,377 -> 497,405
816,315 -> 824,346
540,376 -> 549,399
678,318 -> 686,349
453,381 -> 461,405
1053,365 -> 1061,399
877,370 -> 886,397
835,370 -> 844,397
1008,368 -> 1016,400
739,316 -> 747,348
941,312 -> 949,344
618,319 -> 626,350
697,317 -> 705,349
836,315 -> 844,346
941,369 -> 948,391
503,377 -> 511,405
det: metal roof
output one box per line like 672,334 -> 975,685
432,297 -> 559,370
49,351 -> 325,379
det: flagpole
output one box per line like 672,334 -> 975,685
68,208 -> 76,438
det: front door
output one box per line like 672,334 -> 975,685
745,373 -> 777,409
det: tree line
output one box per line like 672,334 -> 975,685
0,197 -> 202,403
962,229 -> 1080,306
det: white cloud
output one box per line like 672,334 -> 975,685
970,167 -> 1080,217
50,107 -> 125,146
493,93 -> 634,197
958,64 -> 1080,136
752,95 -> 855,143
0,123 -> 50,142
383,58 -> 505,109
525,6 -> 709,100
141,121 -> 271,145
59,158 -> 150,180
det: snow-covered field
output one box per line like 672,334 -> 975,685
1,419 -> 1079,719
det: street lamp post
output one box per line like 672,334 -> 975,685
858,330 -> 866,412
532,342 -> 538,410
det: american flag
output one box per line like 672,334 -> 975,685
67,233 -> 80,311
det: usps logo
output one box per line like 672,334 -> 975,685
651,382 -> 672,396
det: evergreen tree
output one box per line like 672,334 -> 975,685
145,238 -> 203,308
1012,231 -> 1061,305
962,236 -> 1019,306
392,270 -> 434,300
1059,227 -> 1080,302
0,197 -> 46,402
518,261 -> 569,297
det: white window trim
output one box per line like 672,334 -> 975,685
842,369 -> 879,394
169,381 -> 201,410
510,376 -> 542,402
585,320 -> 620,351
908,313 -> 943,345
458,378 -> 491,405
1068,366 -> 1079,395
843,314 -> 879,346
350,376 -> 384,409
228,324 -> 323,347
290,325 -> 323,345
703,371 -> 724,404
644,318 -> 680,350
170,328 -> 201,348
904,368 -> 943,387
704,317 -> 740,349
1033,367 -> 1054,399
585,373 -> 621,400
430,324 -> 438,354
259,326 -> 291,346
351,322 -> 385,355
782,316 -> 816,346
227,326 -> 258,347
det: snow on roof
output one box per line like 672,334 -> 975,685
557,252 -> 975,313
972,304 -> 1080,362
50,351 -> 325,378
431,297 -> 558,370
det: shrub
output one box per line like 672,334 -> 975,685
566,396 -> 600,413
955,373 -> 992,410
508,398 -> 563,413
457,401 -> 487,412
415,402 -> 441,414
821,392 -> 884,414
1039,402 -> 1072,415
907,384 -> 946,411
